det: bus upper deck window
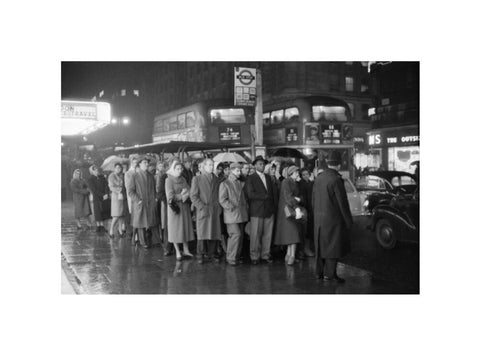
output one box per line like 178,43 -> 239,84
186,111 -> 195,128
271,109 -> 284,124
312,105 -> 347,121
284,107 -> 299,123
210,108 -> 246,124
263,112 -> 271,126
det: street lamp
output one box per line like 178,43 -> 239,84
111,117 -> 118,124
122,117 -> 130,125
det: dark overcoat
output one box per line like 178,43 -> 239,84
274,178 -> 302,245
70,178 -> 91,219
244,172 -> 277,218
298,179 -> 314,238
190,173 -> 222,240
312,168 -> 353,258
87,174 -> 110,221
127,170 -> 159,228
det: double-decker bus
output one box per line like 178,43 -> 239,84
152,99 -> 255,147
262,96 -> 354,177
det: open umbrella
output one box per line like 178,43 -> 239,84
101,155 -> 130,171
271,147 -> 306,160
213,152 -> 247,163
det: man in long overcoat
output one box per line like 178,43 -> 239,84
219,163 -> 249,266
312,151 -> 353,282
244,156 -> 277,264
127,157 -> 160,248
190,158 -> 222,263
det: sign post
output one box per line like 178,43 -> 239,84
234,66 -> 259,158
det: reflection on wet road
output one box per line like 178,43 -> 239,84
61,220 -> 411,294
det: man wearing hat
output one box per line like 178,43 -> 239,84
219,163 -> 249,266
312,150 -> 353,282
245,155 -> 277,264
127,156 -> 160,248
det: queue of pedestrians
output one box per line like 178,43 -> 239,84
70,151 -> 353,282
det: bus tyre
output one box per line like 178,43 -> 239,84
375,219 -> 397,249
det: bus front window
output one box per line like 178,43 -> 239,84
210,108 -> 246,124
312,106 -> 347,121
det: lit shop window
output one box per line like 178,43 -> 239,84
121,89 -> 126,96
186,111 -> 196,128
345,77 -> 354,92
345,61 -> 353,65
133,90 -> 139,97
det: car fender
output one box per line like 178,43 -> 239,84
371,205 -> 417,232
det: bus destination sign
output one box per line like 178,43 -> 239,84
219,126 -> 241,142
321,124 -> 341,144
286,127 -> 298,143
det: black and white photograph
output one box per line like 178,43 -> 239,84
61,61 -> 420,295
3,1 -> 480,355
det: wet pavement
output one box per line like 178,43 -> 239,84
61,202 -> 418,294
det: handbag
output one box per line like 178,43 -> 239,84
284,205 -> 307,223
169,199 -> 180,214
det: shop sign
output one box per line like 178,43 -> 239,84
234,67 -> 257,107
321,124 -> 341,144
62,101 -> 97,120
219,126 -> 241,141
286,127 -> 298,143
368,132 -> 420,146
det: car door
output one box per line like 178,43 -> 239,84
344,177 -> 365,216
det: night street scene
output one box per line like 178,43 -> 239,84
61,61 -> 419,294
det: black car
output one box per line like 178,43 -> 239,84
355,171 -> 418,214
370,189 -> 419,249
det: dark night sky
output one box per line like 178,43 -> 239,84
61,62 -> 144,100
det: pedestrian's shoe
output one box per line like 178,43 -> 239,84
251,259 -> 259,265
315,273 -> 323,279
304,249 -> 315,257
176,255 -> 183,261
227,261 -> 238,266
323,276 -> 345,283
164,250 -> 173,256
287,256 -> 295,266
182,253 -> 194,259
109,233 -> 114,239
284,253 -> 290,262
261,258 -> 273,264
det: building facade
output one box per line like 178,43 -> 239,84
365,62 -> 419,173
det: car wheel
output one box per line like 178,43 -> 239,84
375,219 -> 397,249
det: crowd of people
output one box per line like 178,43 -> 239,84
70,150 -> 353,282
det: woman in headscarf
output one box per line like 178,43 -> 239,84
87,165 -> 110,232
274,165 -> 304,266
165,160 -> 195,260
70,169 -> 92,230
108,163 -> 128,238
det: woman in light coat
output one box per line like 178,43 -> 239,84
165,161 -> 195,260
108,163 -> 128,238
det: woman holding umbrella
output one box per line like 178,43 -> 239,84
108,163 -> 128,238
70,169 -> 92,230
